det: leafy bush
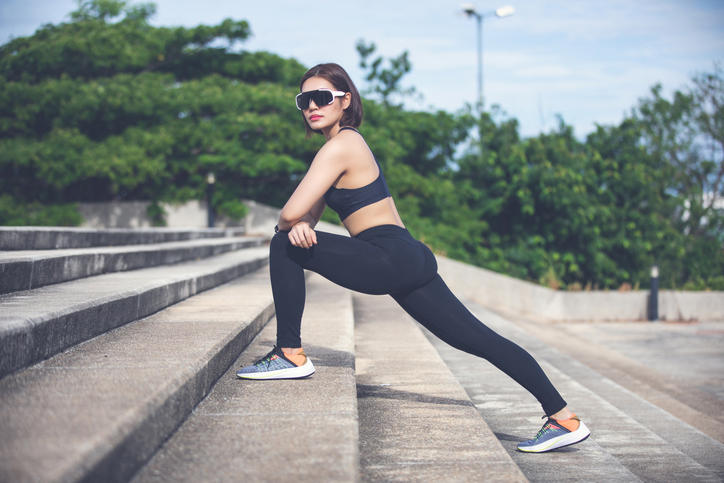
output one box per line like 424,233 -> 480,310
0,195 -> 82,226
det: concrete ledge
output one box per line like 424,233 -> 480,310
0,236 -> 267,294
132,274 -> 359,483
0,247 -> 269,379
78,200 -> 245,230
662,290 -> 724,321
0,226 -> 246,250
76,199 -> 281,233
0,266 -> 275,483
436,255 -> 724,322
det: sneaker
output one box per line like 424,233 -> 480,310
236,346 -> 315,380
517,415 -> 590,453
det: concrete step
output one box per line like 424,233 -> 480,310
505,312 -> 724,480
0,265 -> 274,483
0,226 -> 245,250
426,302 -> 724,482
132,273 -> 358,482
353,293 -> 526,482
508,317 -> 724,443
0,235 -> 267,294
0,246 -> 268,379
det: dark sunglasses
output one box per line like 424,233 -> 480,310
295,88 -> 346,110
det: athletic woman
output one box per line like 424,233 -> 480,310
236,63 -> 590,453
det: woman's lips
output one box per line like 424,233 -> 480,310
309,115 -> 323,121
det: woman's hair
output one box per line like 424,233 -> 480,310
299,63 -> 363,136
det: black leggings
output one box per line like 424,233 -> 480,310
270,224 -> 567,416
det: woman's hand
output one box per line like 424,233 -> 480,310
288,221 -> 318,249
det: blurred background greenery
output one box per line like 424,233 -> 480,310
1,0 -> 722,290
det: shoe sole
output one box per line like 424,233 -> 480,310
236,358 -> 315,380
517,422 -> 591,453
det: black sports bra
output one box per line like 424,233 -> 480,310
323,127 -> 391,220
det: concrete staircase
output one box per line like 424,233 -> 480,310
425,304 -> 724,482
1,227 -> 722,482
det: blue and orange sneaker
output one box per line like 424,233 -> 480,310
517,414 -> 590,453
236,346 -> 315,380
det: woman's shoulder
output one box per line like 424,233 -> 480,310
333,126 -> 364,142
322,127 -> 367,156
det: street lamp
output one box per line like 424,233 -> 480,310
648,265 -> 659,321
461,4 -> 515,110
206,172 -> 216,228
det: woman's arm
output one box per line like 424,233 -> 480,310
277,140 -> 345,230
306,196 -> 326,228
290,197 -> 325,230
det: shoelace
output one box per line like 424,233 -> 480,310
253,347 -> 280,368
534,419 -> 555,439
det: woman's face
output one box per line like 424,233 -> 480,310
300,76 -> 351,134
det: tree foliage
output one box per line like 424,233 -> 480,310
1,0 -> 722,290
631,66 -> 724,288
0,0 -> 308,223
356,39 -> 416,107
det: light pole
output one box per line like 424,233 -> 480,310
461,4 -> 515,110
648,265 -> 659,321
206,172 -> 216,228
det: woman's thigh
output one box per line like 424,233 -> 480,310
273,230 -> 403,295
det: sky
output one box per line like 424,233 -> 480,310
2,0 -> 723,138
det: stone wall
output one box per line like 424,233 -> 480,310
78,200 -> 277,234
436,256 -> 724,322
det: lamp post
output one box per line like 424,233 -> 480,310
648,265 -> 659,321
206,172 -> 216,228
461,4 -> 515,110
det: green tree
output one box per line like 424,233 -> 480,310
356,39 -> 416,107
0,0 -> 308,225
2,0 -> 722,290
586,119 -> 679,288
633,66 -> 724,288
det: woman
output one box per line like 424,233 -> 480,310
236,63 -> 590,453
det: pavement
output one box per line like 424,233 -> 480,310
548,318 -> 724,402
509,315 -> 724,443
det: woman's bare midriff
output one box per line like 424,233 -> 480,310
341,197 -> 405,236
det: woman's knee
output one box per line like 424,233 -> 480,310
270,230 -> 290,247
269,231 -> 292,259
270,230 -> 312,267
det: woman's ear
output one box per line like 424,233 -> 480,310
342,92 -> 352,110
